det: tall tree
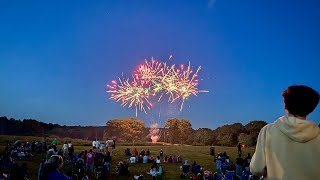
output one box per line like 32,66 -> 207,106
164,118 -> 192,144
104,118 -> 145,143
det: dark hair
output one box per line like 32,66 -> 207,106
282,85 -> 319,117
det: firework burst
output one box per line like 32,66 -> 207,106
107,57 -> 208,116
107,77 -> 153,117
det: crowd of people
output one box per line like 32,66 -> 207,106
1,85 -> 319,180
211,149 -> 254,180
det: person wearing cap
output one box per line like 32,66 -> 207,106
180,160 -> 191,178
43,155 -> 71,180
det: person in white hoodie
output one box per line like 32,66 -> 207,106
250,85 -> 320,180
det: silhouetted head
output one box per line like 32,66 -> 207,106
283,85 -> 319,117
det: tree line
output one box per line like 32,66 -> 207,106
104,118 -> 267,146
0,116 -> 267,146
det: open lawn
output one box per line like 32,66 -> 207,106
0,136 -> 256,180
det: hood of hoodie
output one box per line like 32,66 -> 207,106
277,116 -> 319,143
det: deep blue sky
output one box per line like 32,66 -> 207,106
1,0 -> 319,129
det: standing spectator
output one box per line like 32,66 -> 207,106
105,139 -> 109,150
250,85 -> 320,179
100,143 -> 105,153
83,150 -> 87,165
235,154 -> 244,176
68,144 -> 74,160
103,151 -> 112,171
237,143 -> 242,155
92,140 -> 96,151
95,139 -> 100,152
159,149 -> 164,157
112,138 -> 116,149
86,149 -> 95,175
210,145 -> 215,156
42,137 -> 48,152
62,142 -> 68,156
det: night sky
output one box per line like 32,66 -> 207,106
1,0 -> 319,128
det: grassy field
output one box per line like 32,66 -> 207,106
0,136 -> 256,180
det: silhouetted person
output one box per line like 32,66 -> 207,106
112,138 -> 116,149
237,143 -> 242,155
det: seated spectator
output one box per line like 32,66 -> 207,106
225,170 -> 235,180
134,174 -> 146,180
125,148 -> 131,156
244,153 -> 251,168
216,156 -> 222,171
138,155 -> 143,163
177,155 -> 182,163
46,146 -> 56,160
75,158 -> 85,179
57,149 -> 63,157
242,169 -> 251,180
148,164 -> 164,177
172,155 -> 178,163
0,169 -> 8,179
143,155 -> 149,164
213,171 -> 222,180
180,160 -> 190,178
130,155 -> 136,164
42,155 -> 71,180
10,163 -> 27,180
146,149 -> 150,156
149,156 -> 155,163
168,156 -> 173,163
148,161 -> 159,176
118,161 -> 130,176
156,156 -> 161,164
133,148 -> 139,156
191,161 -> 202,175
226,155 -> 230,163
222,151 -> 227,158
163,156 -> 168,163
140,149 -> 146,156
192,173 -> 203,180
